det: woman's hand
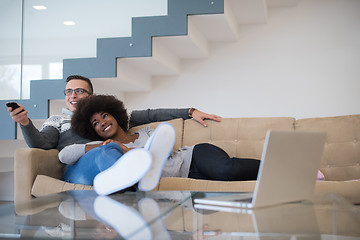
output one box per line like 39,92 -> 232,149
102,139 -> 133,153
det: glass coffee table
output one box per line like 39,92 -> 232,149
1,190 -> 360,239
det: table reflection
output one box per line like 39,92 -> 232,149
11,191 -> 360,240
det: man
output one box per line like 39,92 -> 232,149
8,75 -> 221,151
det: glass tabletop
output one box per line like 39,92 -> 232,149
182,192 -> 360,240
1,190 -> 195,239
1,191 -> 360,239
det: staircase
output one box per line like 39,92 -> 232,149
0,0 -> 297,140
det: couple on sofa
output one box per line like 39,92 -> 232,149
60,94 -> 261,195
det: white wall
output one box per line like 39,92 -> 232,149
124,0 -> 360,119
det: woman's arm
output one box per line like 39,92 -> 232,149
58,142 -> 102,165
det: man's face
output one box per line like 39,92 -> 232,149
65,79 -> 92,112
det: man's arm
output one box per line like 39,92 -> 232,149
8,103 -> 58,149
20,119 -> 59,149
129,108 -> 189,128
129,108 -> 221,128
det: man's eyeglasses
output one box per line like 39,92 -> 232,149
64,88 -> 91,96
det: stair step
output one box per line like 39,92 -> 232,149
0,0 -> 298,140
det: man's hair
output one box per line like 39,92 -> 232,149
66,75 -> 94,94
71,95 -> 129,141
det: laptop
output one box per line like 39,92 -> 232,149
194,130 -> 326,209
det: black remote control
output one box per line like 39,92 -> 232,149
6,102 -> 21,111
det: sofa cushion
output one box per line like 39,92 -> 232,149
295,115 -> 360,181
183,117 -> 295,159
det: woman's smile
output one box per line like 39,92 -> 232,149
103,124 -> 112,132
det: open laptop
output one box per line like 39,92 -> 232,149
194,130 -> 326,209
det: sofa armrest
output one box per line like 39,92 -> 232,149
14,148 -> 63,205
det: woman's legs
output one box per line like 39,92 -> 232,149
64,142 -> 124,185
188,143 -> 260,181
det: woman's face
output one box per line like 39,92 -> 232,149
90,112 -> 119,139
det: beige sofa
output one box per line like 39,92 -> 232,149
14,115 -> 360,210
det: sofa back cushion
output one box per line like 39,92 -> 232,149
127,118 -> 184,151
183,117 -> 295,159
295,115 -> 360,181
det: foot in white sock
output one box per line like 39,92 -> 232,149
138,122 -> 176,191
139,198 -> 171,240
94,148 -> 152,195
94,196 -> 152,240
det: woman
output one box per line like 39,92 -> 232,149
59,95 -> 261,195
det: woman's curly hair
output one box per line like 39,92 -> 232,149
71,94 -> 129,141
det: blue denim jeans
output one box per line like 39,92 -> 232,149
64,142 -> 124,185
